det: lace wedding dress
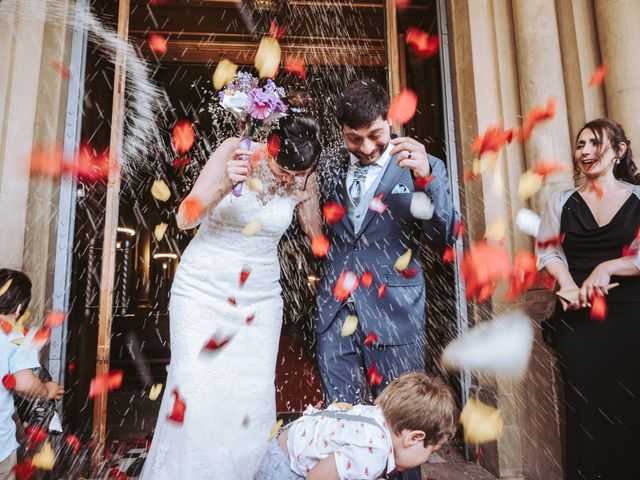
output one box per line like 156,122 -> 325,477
141,163 -> 300,480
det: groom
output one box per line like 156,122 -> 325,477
316,79 -> 457,479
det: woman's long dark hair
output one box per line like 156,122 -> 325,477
269,114 -> 322,173
575,118 -> 640,185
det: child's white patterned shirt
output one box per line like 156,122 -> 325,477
286,404 -> 396,480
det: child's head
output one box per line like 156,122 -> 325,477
376,372 -> 458,471
0,269 -> 32,318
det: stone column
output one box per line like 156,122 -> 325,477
594,0 -> 640,159
0,0 -> 47,270
512,0 -> 574,210
556,0 -> 606,137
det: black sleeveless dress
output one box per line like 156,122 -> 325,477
551,191 -> 640,479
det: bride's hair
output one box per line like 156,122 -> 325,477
269,113 -> 322,172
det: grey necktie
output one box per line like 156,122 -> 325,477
349,164 -> 369,206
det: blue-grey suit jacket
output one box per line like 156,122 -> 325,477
316,149 -> 457,345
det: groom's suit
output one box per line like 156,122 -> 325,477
316,146 -> 457,403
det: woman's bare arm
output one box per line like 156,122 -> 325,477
297,172 -> 323,241
176,137 -> 247,230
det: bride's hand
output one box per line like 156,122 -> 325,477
225,148 -> 252,188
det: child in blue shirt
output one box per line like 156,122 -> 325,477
0,270 -> 63,480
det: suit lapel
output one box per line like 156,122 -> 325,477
355,154 -> 404,240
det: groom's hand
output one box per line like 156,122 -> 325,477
390,137 -> 431,179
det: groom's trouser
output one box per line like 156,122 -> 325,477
317,303 -> 425,480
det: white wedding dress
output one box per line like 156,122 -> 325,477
141,165 -> 299,480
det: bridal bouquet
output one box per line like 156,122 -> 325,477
217,72 -> 288,195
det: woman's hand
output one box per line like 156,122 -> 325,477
558,281 -> 581,311
579,262 -> 612,307
225,148 -> 252,187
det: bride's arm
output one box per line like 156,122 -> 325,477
297,172 -> 323,241
176,137 -> 249,230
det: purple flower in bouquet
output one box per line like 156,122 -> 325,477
248,88 -> 286,121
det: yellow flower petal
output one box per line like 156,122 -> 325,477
248,177 -> 264,193
255,37 -> 281,79
0,279 -> 12,296
333,402 -> 353,411
151,179 -> 171,202
149,383 -> 163,401
212,59 -> 238,91
341,315 -> 359,337
32,441 -> 55,470
517,170 -> 544,200
484,218 -> 506,242
394,249 -> 412,271
460,398 -> 504,444
154,222 -> 168,242
242,219 -> 262,237
15,311 -> 29,332
269,419 -> 283,440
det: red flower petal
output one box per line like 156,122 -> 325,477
364,332 -> 379,346
333,271 -> 359,301
167,389 -> 186,423
588,63 -> 607,87
181,196 -> 204,225
267,134 -> 281,157
506,250 -> 538,300
532,158 -> 567,177
88,370 -> 123,398
589,178 -> 604,198
312,234 -> 330,258
377,283 -> 387,298
246,313 -> 256,324
1,320 -> 12,335
442,246 -> 456,263
414,175 -> 434,190
66,434 -> 81,455
472,125 -> 513,157
172,156 -> 191,169
268,19 -> 286,40
64,144 -> 115,182
25,425 -> 48,449
397,0 -> 411,8
361,271 -> 373,289
240,267 -> 251,287
535,234 -> 565,250
12,462 -> 36,480
368,194 -> 388,214
2,374 -> 16,390
460,241 -> 511,302
401,267 -> 418,278
34,327 -> 51,344
172,120 -> 195,154
44,311 -> 66,328
367,363 -> 382,386
284,57 -> 306,80
149,34 -> 168,55
590,293 -> 607,321
50,60 -> 70,81
518,97 -> 557,141
203,334 -> 234,351
323,202 -> 346,224
405,28 -> 439,57
388,89 -> 418,125
228,297 -> 237,305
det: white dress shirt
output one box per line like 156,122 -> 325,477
346,144 -> 393,193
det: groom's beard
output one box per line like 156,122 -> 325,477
350,142 -> 389,165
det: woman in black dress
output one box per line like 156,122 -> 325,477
537,118 -> 640,479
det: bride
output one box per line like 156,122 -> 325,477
141,113 -> 323,480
